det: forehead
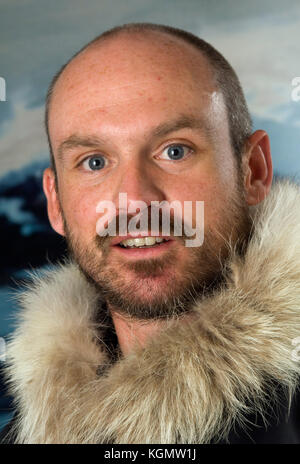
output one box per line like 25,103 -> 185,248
48,32 -> 227,150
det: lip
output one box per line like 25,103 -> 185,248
110,234 -> 174,247
111,237 -> 175,258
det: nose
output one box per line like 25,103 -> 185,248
113,159 -> 166,214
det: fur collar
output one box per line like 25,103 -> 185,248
4,178 -> 300,444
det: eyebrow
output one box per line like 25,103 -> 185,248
56,114 -> 213,162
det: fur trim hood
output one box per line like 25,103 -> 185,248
3,178 -> 300,444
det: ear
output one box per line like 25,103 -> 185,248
243,130 -> 273,206
42,167 -> 65,236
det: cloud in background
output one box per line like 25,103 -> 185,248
1,0 -> 300,178
0,96 -> 47,174
200,8 -> 300,125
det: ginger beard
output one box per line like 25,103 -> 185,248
60,170 -> 253,321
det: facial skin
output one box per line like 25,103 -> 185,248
43,31 -> 272,354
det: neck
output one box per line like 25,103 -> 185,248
109,305 -> 197,356
109,309 -> 169,356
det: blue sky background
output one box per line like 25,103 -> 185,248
1,0 -> 300,179
1,0 -> 300,431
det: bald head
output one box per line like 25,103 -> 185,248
45,23 -> 252,177
48,30 -> 219,158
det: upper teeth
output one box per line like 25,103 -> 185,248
120,237 -> 169,247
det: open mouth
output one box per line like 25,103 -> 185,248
119,242 -> 166,249
118,237 -> 171,249
112,236 -> 174,258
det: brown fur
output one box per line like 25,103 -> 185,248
3,178 -> 300,443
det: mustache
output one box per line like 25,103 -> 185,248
95,207 -> 188,249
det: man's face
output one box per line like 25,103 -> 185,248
46,32 -> 252,319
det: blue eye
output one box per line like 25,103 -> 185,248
161,144 -> 190,161
82,155 -> 106,171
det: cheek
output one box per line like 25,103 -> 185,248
60,186 -> 101,239
173,176 -> 227,228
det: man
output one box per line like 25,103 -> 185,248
1,23 -> 299,444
